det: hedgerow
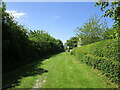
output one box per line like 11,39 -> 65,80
71,39 -> 119,84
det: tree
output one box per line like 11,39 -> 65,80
65,37 -> 78,50
75,15 -> 107,45
55,39 -> 65,52
2,2 -> 32,72
95,1 -> 120,27
95,1 -> 120,42
28,30 -> 64,56
2,2 -> 64,73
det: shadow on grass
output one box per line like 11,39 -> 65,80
2,57 -> 49,89
2,52 -> 62,89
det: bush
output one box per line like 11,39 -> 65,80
71,39 -> 119,84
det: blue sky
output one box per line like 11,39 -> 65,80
6,2 -> 114,44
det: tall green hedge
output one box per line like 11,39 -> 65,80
71,39 -> 119,84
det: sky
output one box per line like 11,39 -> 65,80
6,2 -> 114,44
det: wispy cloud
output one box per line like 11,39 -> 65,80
54,16 -> 60,19
6,10 -> 26,19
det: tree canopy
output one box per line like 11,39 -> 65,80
75,16 -> 107,45
2,2 -> 64,73
95,1 -> 120,43
95,1 -> 120,27
65,37 -> 78,51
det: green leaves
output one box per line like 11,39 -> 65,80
95,1 -> 120,27
75,15 -> 107,45
71,39 -> 119,84
28,30 -> 64,54
95,1 -> 120,43
65,37 -> 78,51
2,2 -> 64,73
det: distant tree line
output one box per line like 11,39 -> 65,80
2,2 -> 64,73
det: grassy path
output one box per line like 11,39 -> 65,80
8,52 -> 117,88
33,52 -> 116,88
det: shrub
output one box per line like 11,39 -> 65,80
71,39 -> 119,84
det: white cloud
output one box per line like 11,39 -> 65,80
6,10 -> 26,19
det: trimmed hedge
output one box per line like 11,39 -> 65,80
71,39 -> 119,84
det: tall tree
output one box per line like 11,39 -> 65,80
75,15 -> 107,45
95,1 -> 120,39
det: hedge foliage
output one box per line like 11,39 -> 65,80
71,39 -> 120,84
2,2 -> 65,73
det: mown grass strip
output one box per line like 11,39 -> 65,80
3,52 -> 118,88
39,53 -> 117,88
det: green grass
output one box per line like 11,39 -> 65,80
3,52 -> 117,88
39,52 -> 117,88
3,57 -> 45,88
